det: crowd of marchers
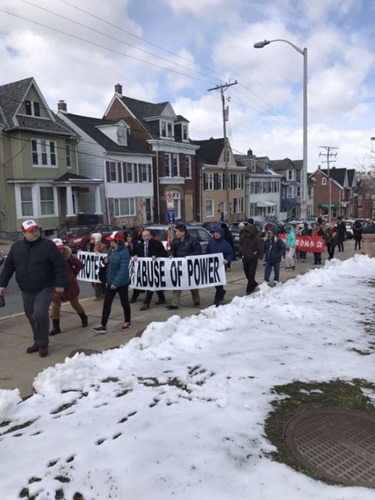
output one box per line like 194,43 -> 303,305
0,217 -> 374,358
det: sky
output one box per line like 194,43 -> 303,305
1,0 -> 375,172
0,255 -> 375,498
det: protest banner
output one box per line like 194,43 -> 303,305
77,251 -> 107,283
278,234 -> 325,253
130,253 -> 226,291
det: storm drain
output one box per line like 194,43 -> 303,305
283,408 -> 375,488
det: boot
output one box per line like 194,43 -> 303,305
79,312 -> 88,328
49,319 -> 61,336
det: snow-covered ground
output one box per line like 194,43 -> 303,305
1,255 -> 375,500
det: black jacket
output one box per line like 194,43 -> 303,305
0,236 -> 67,293
239,224 -> 264,260
264,237 -> 286,263
135,238 -> 168,258
170,233 -> 202,257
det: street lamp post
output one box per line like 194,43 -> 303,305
254,39 -> 308,220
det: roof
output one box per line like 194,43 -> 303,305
0,77 -> 75,136
119,95 -> 169,121
269,158 -> 303,171
319,167 -> 346,187
63,113 -> 151,155
191,138 -> 225,165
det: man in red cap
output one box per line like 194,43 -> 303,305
0,220 -> 67,357
92,231 -> 132,333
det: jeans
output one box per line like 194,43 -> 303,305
22,287 -> 53,347
101,285 -> 131,326
264,261 -> 280,282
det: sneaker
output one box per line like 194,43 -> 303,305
121,322 -> 132,330
92,324 -> 107,334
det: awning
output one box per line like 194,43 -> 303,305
256,201 -> 276,208
317,202 -> 339,208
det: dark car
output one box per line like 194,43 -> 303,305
202,221 -> 225,234
229,221 -> 264,237
144,224 -> 212,252
60,224 -> 122,252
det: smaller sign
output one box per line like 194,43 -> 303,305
167,209 -> 175,224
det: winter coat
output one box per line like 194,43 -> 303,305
285,230 -> 296,249
170,232 -> 202,257
206,227 -> 234,267
93,241 -> 107,254
134,238 -> 168,258
239,224 -> 264,260
264,236 -> 286,264
221,224 -> 235,251
352,221 -> 363,241
52,246 -> 82,303
325,228 -> 338,246
105,244 -> 130,287
0,236 -> 67,293
337,220 -> 346,236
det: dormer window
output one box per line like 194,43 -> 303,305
25,100 -> 40,117
116,125 -> 127,145
161,120 -> 173,138
182,124 -> 188,140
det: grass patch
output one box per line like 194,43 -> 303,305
264,379 -> 375,483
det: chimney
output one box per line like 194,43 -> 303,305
57,100 -> 67,112
115,83 -> 122,95
247,148 -> 253,157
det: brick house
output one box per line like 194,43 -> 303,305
103,84 -> 200,224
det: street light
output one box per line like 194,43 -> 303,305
254,39 -> 308,220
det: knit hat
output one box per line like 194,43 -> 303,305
91,233 -> 102,244
21,220 -> 38,232
52,238 -> 64,249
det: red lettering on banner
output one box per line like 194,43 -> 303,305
278,234 -> 324,253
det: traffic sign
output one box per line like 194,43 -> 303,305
167,209 -> 175,224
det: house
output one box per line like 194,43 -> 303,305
58,103 -> 154,228
103,84 -> 200,224
235,150 -> 282,221
310,166 -> 357,219
192,138 -> 246,223
353,173 -> 375,220
0,77 -> 102,240
268,158 -> 313,219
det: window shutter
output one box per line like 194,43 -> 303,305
106,161 -> 111,182
139,164 -> 143,183
148,164 -> 152,182
117,162 -> 122,183
134,163 -> 138,182
214,173 -> 218,190
203,173 -> 206,190
122,163 -> 127,182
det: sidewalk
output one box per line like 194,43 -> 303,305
0,244 -> 357,398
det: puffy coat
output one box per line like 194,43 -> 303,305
264,236 -> 286,264
105,244 -> 130,287
0,236 -> 67,293
52,246 -> 82,303
325,228 -> 338,245
206,227 -> 234,266
239,224 -> 264,260
170,232 -> 202,257
352,221 -> 363,241
285,230 -> 296,249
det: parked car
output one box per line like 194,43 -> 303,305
344,220 -> 355,239
202,221 -> 225,234
144,224 -> 212,252
60,224 -> 122,252
229,220 -> 264,237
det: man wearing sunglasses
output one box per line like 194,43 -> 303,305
0,220 -> 67,357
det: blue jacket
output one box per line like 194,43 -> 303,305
105,244 -> 130,287
206,227 -> 234,265
264,236 -> 286,263
286,230 -> 296,249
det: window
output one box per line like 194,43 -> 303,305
250,161 -> 256,172
185,156 -> 192,178
204,173 -> 214,190
233,197 -> 243,214
164,154 -> 171,177
114,198 -> 135,216
287,170 -> 293,180
25,100 -> 40,117
20,187 -> 34,216
31,139 -> 57,167
250,202 -> 256,216
40,187 -> 54,215
167,123 -> 173,137
322,177 -> 327,185
250,181 -> 261,194
297,186 -> 301,197
161,121 -> 173,138
218,173 -> 224,190
182,125 -> 188,140
106,161 -> 117,182
230,174 -> 242,189
172,191 -> 181,219
66,145 -> 71,168
173,154 -> 180,177
287,186 -> 294,198
139,164 -> 149,182
205,199 -> 214,217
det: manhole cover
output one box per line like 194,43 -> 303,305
284,408 -> 375,488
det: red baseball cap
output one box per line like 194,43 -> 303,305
106,231 -> 124,242
52,238 -> 64,248
21,220 -> 39,232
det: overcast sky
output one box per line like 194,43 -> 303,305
1,0 -> 375,171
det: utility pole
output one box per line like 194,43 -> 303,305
319,146 -> 338,223
208,81 -> 238,223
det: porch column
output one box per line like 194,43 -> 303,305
94,185 -> 103,214
66,185 -> 75,216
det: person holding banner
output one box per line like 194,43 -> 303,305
166,223 -> 202,310
325,222 -> 338,261
239,223 -> 264,295
133,229 -> 168,310
206,227 -> 234,306
89,233 -> 108,301
285,225 -> 296,270
312,223 -> 324,265
92,231 -> 131,334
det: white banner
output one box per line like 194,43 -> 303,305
130,253 -> 226,291
77,251 -> 107,283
